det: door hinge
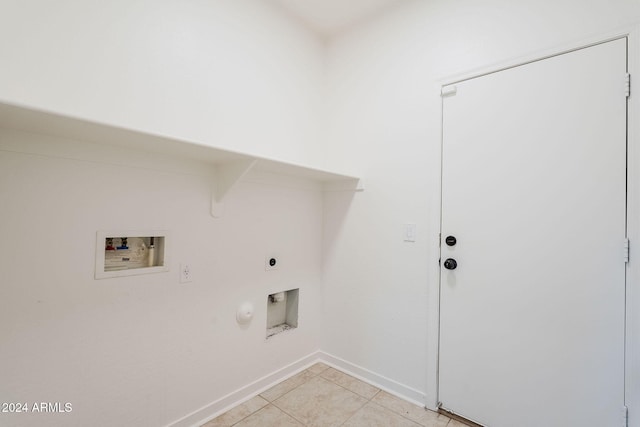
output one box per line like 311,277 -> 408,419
625,73 -> 631,98
621,405 -> 628,427
441,85 -> 457,97
624,238 -> 630,263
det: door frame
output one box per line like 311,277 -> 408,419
425,26 -> 640,427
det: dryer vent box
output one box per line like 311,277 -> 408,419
266,288 -> 299,339
95,230 -> 169,279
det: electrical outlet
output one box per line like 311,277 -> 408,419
265,255 -> 279,271
180,263 -> 193,283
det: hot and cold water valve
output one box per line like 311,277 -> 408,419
95,231 -> 168,279
103,236 -> 157,267
103,236 -> 160,270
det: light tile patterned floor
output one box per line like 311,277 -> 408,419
202,363 -> 471,427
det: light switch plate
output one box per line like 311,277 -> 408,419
404,223 -> 416,242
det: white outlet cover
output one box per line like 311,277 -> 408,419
180,263 -> 193,283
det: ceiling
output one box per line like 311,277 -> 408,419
272,0 -> 406,36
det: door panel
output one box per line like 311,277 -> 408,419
439,39 -> 627,427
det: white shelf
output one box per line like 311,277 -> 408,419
0,101 -> 362,217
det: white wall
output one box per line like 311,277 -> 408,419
322,0 -> 640,419
0,129 -> 324,426
0,2 -> 331,425
0,0 -> 326,168
4,0 -> 640,425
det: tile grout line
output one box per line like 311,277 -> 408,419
320,365 -> 449,426
316,370 -> 379,426
217,363 -> 460,427
273,364 -> 370,427
228,401 -> 266,427
234,395 -> 273,427
318,371 -> 379,401
266,364 -> 330,427
365,389 -> 453,427
336,389 -> 381,427
271,402 -> 308,427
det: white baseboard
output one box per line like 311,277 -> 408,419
318,351 -> 428,408
167,350 -> 322,427
168,350 -> 430,427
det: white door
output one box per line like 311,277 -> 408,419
439,39 -> 627,427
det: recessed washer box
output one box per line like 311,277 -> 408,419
95,230 -> 169,279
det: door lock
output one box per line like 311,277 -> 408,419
443,258 -> 457,270
445,235 -> 457,246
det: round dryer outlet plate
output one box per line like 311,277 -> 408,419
265,255 -> 278,271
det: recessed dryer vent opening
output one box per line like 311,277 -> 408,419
266,288 -> 299,339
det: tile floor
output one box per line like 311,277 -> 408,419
202,363 -> 471,427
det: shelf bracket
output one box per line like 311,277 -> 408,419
323,178 -> 364,192
211,159 -> 258,218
